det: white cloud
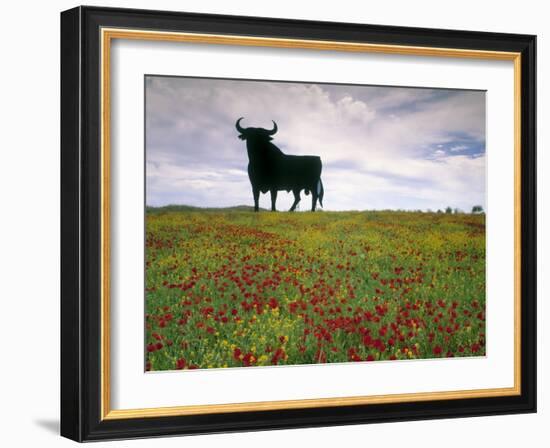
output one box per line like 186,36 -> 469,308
449,144 -> 469,152
145,77 -> 485,211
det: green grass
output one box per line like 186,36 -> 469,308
145,210 -> 485,371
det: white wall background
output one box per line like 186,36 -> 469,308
0,0 -> 546,446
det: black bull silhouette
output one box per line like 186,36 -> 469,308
236,118 -> 324,212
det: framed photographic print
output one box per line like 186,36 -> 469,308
60,6 -> 536,442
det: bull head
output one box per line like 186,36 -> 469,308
235,117 -> 278,140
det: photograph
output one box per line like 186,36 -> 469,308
56,4 -> 537,442
144,76 -> 487,371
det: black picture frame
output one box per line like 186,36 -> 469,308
61,5 -> 536,442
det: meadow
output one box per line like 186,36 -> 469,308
145,208 -> 485,371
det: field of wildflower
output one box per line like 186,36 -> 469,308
145,208 -> 485,371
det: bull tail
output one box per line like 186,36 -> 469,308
317,178 -> 324,208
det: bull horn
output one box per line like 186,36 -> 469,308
235,117 -> 246,133
267,120 -> 278,135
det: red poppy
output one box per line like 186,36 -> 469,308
233,347 -> 242,361
242,353 -> 256,367
176,358 -> 186,369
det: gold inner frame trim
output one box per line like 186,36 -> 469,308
100,27 -> 522,420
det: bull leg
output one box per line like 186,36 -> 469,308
289,189 -> 301,211
252,186 -> 260,212
311,187 -> 318,212
270,189 -> 278,212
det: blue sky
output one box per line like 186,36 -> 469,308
145,76 -> 485,211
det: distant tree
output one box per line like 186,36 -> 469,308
472,205 -> 484,214
437,209 -> 443,214
445,206 -> 453,214
453,208 -> 461,214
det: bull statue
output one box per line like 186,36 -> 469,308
236,118 -> 324,212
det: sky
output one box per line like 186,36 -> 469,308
145,76 -> 486,212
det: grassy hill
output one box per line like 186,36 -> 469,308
146,204 -> 267,214
144,208 -> 486,371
